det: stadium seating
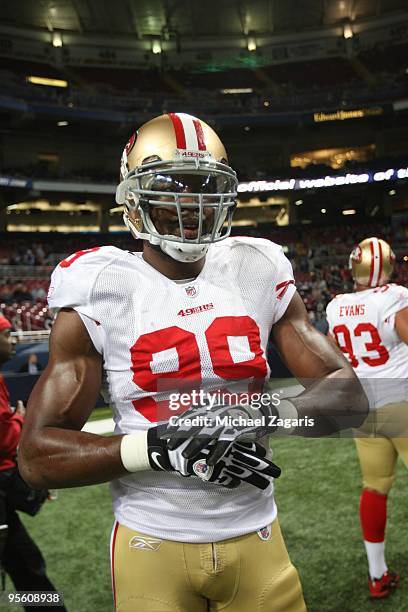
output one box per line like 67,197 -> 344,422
0,41 -> 406,120
0,221 -> 406,330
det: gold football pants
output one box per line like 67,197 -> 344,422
355,402 -> 408,494
111,518 -> 306,612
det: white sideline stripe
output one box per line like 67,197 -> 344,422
82,417 -> 115,434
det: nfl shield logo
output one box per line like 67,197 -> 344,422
193,459 -> 213,481
257,524 -> 272,541
185,284 -> 198,298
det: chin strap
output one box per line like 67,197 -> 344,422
124,211 -> 208,263
159,240 -> 208,263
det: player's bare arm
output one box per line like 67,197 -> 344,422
395,306 -> 408,344
272,292 -> 369,435
19,308 -> 127,489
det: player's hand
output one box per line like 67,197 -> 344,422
193,440 -> 281,490
146,427 -> 280,490
161,397 -> 279,465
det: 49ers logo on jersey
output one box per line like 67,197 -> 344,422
178,303 -> 214,317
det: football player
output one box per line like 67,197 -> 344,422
326,237 -> 408,599
19,113 -> 368,612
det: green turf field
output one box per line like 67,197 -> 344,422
273,436 -> 408,612
5,436 -> 408,611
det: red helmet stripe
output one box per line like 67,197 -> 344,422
369,240 -> 375,286
369,238 -> 382,286
377,239 -> 383,284
169,112 -> 186,149
192,118 -> 206,150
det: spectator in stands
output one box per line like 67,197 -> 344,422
22,249 -> 35,266
18,353 -> 42,375
0,282 -> 12,304
11,283 -> 33,303
8,251 -> 22,266
33,244 -> 45,266
0,315 -> 66,611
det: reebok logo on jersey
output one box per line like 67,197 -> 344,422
129,536 -> 162,552
178,303 -> 214,317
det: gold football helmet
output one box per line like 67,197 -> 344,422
116,112 -> 238,262
349,237 -> 395,287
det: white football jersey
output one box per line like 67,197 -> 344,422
326,284 -> 408,409
48,237 -> 296,542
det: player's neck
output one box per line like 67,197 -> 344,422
142,243 -> 205,280
355,283 -> 369,292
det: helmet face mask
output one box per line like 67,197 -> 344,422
349,237 -> 395,288
116,113 -> 238,262
121,158 -> 237,246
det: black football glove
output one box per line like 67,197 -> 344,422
146,427 -> 280,490
161,396 -> 279,465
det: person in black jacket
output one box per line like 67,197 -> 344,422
0,315 -> 66,611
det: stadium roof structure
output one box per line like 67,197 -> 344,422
0,0 -> 407,72
0,0 -> 406,39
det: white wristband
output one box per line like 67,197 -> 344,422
276,399 -> 298,435
120,432 -> 150,472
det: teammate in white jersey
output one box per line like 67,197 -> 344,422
326,237 -> 408,599
19,113 -> 367,612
